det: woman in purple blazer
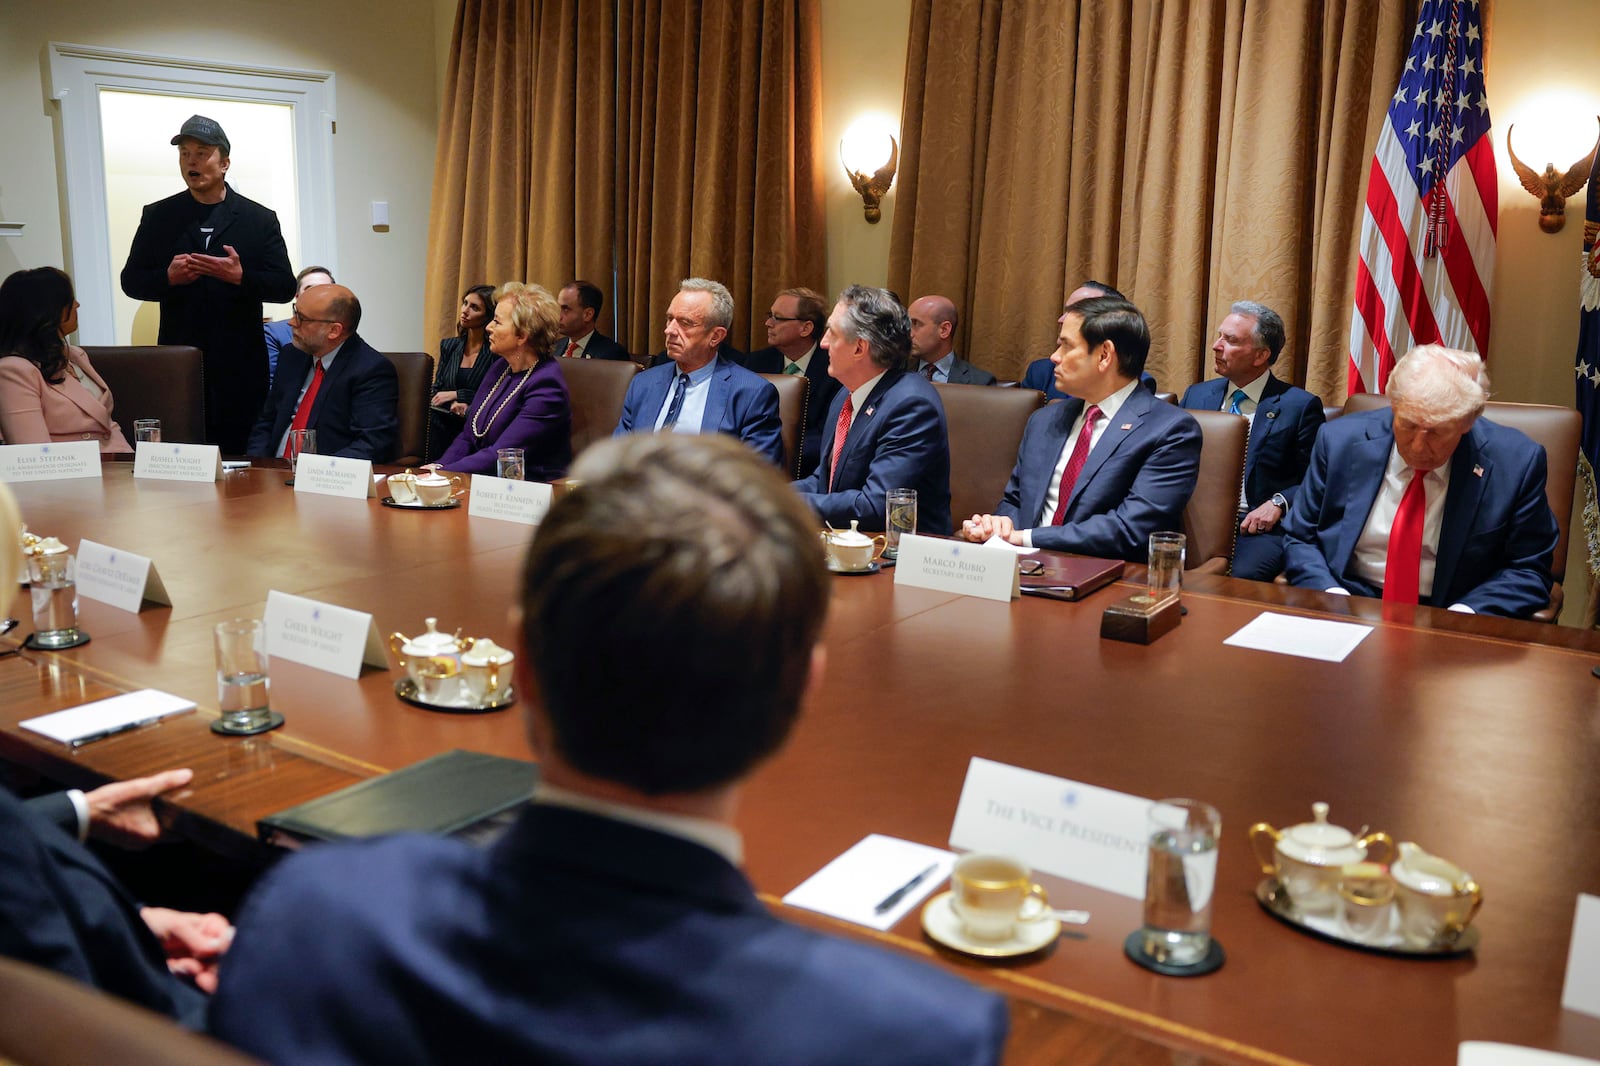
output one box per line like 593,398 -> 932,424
433,282 -> 571,480
0,268 -> 132,453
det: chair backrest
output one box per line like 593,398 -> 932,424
557,357 -> 639,459
1342,393 -> 1579,582
757,372 -> 809,479
81,346 -> 205,444
1184,410 -> 1248,572
1324,403 -> 1344,422
381,351 -> 434,466
0,956 -> 262,1066
934,382 -> 1046,526
1155,391 -> 1178,406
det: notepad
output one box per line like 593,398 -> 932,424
19,690 -> 196,746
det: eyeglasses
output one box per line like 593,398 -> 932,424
291,303 -> 338,325
765,313 -> 804,323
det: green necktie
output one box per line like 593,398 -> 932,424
784,362 -> 803,375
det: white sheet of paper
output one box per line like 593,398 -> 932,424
293,454 -> 377,499
949,756 -> 1151,900
468,475 -> 552,526
1223,611 -> 1374,663
1460,1042 -> 1600,1065
782,834 -> 956,931
0,441 -> 101,483
132,441 -> 221,482
20,689 -> 195,746
1561,894 -> 1600,1020
262,590 -> 387,679
982,534 -> 1035,555
75,539 -> 170,611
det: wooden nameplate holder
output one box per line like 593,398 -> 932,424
1100,593 -> 1181,644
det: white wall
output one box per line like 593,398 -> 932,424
0,0 -> 441,353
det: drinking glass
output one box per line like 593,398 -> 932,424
27,550 -> 79,648
287,428 -> 317,482
214,619 -> 274,734
885,488 -> 917,558
1141,798 -> 1220,966
133,419 -> 161,443
496,447 -> 525,481
1143,531 -> 1185,605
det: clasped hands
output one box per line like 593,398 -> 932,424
960,514 -> 1023,546
167,245 -> 244,286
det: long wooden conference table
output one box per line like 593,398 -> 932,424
3,462 -> 1599,1065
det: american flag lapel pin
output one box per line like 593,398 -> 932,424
864,405 -> 875,418
1473,465 -> 1484,477
1120,423 -> 1133,431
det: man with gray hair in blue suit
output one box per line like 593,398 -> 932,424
614,277 -> 783,466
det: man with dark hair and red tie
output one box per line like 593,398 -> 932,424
244,283 -> 399,462
1282,345 -> 1557,617
960,296 -> 1200,562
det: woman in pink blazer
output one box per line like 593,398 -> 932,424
0,267 -> 131,452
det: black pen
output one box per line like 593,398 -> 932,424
70,718 -> 158,749
873,863 -> 940,914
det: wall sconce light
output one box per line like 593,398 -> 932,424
840,117 -> 899,224
1507,116 -> 1598,233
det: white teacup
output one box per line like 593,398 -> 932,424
388,472 -> 419,504
950,853 -> 1050,942
821,521 -> 886,572
461,639 -> 514,706
1393,846 -> 1483,949
416,473 -> 465,506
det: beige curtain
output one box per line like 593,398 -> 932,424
427,0 -> 824,357
890,0 -> 1417,402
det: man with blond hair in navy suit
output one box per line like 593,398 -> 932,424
1181,301 -> 1324,581
210,434 -> 1007,1064
615,278 -> 783,466
1283,345 -> 1557,616
962,296 -> 1201,562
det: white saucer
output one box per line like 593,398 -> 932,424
920,891 -> 1061,958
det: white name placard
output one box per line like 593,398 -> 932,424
293,454 -> 376,499
949,756 -> 1152,900
892,534 -> 1019,603
75,539 -> 170,612
133,441 -> 221,482
468,475 -> 552,526
1562,893 -> 1600,1019
0,441 -> 101,483
262,590 -> 386,679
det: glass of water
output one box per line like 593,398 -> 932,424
27,548 -> 79,648
496,447 -> 525,481
1141,798 -> 1220,967
1143,531 -> 1185,605
885,488 -> 917,558
287,428 -> 317,483
133,418 -> 161,443
214,619 -> 275,735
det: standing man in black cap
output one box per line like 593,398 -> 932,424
120,115 -> 296,453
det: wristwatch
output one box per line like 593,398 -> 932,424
1270,492 -> 1288,511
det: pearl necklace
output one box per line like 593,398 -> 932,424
471,359 -> 536,440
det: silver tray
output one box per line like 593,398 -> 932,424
394,677 -> 513,715
1254,877 -> 1478,958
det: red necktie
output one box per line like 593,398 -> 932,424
1050,404 -> 1101,525
922,363 -> 936,381
828,395 -> 854,491
283,360 -> 325,458
1383,469 -> 1426,604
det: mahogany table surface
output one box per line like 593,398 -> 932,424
3,463 -> 1598,1065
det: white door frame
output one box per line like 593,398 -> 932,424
48,42 -> 336,345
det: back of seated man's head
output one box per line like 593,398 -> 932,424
520,433 -> 830,796
1069,295 -> 1150,379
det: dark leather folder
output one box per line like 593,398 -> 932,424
1018,554 -> 1125,601
258,749 -> 539,848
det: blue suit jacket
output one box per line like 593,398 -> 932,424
615,356 -> 784,467
1281,410 -> 1558,616
1020,358 -> 1157,400
210,806 -> 1008,1065
245,334 -> 400,461
263,319 -> 293,385
997,387 -> 1202,561
794,368 -> 953,534
1180,374 -> 1324,508
745,345 -> 842,476
0,788 -> 206,1028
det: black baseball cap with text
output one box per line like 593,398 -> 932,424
171,115 -> 230,156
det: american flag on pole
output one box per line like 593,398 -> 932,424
1348,0 -> 1496,395
1576,147 -> 1600,469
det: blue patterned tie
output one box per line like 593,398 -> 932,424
1227,388 -> 1247,415
661,373 -> 690,429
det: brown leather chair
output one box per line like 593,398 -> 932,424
1324,403 -> 1344,422
381,351 -> 434,466
934,382 -> 1046,525
556,357 -> 639,460
1184,410 -> 1248,573
757,373 -> 809,479
81,345 -> 206,444
1343,393 -> 1579,622
1155,391 -> 1178,406
0,956 -> 261,1066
